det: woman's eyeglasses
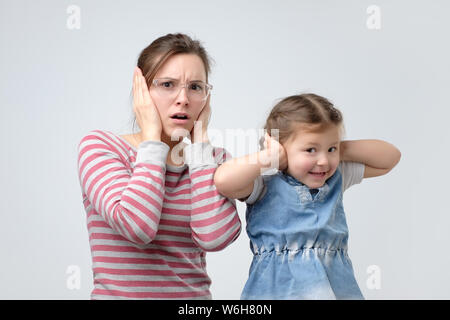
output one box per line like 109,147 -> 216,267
152,78 -> 213,102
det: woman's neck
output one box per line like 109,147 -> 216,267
135,132 -> 185,166
134,131 -> 179,149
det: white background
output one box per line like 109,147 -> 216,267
1,0 -> 449,299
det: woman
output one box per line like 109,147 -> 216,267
77,33 -> 241,299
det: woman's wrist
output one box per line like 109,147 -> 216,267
142,133 -> 161,142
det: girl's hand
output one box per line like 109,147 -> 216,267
261,132 -> 288,171
190,95 -> 211,143
133,67 -> 162,141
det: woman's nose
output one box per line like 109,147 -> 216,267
175,87 -> 189,105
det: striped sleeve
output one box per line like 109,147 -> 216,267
77,130 -> 169,245
184,142 -> 242,252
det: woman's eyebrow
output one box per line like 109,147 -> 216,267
157,76 -> 205,82
157,77 -> 178,80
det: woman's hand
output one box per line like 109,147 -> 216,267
190,95 -> 211,143
260,132 -> 288,171
133,67 -> 162,141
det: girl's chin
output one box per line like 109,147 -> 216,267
304,171 -> 336,188
288,172 -> 332,188
305,182 -> 326,189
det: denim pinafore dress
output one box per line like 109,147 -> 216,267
241,168 -> 364,300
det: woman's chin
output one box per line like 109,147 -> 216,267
165,127 -> 191,141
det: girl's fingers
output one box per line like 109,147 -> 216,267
265,132 -> 271,149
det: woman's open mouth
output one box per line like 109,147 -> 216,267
170,113 -> 190,124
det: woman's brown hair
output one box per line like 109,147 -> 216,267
261,93 -> 345,149
130,33 -> 213,132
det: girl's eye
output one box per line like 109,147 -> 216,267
329,147 -> 337,152
306,148 -> 316,153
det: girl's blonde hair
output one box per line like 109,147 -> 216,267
261,93 -> 345,149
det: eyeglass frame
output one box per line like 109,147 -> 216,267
151,78 -> 213,102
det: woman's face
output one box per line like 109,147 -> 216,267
283,125 -> 341,189
149,53 -> 208,141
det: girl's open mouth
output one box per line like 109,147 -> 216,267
309,171 -> 327,178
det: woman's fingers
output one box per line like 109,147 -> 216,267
139,70 -> 153,107
133,68 -> 139,107
132,68 -> 138,107
135,67 -> 154,109
190,98 -> 212,142
131,66 -> 163,141
203,99 -> 212,124
196,98 -> 211,126
135,67 -> 146,107
137,68 -> 144,106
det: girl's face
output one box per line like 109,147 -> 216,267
149,53 -> 208,141
283,125 -> 341,189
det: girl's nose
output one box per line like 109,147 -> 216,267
317,154 -> 329,166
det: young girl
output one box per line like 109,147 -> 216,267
214,93 -> 401,300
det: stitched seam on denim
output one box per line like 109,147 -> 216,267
254,247 -> 348,256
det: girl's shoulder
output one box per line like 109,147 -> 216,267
243,170 -> 279,205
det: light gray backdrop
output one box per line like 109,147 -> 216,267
1,0 -> 449,299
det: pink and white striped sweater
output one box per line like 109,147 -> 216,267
77,130 -> 241,299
